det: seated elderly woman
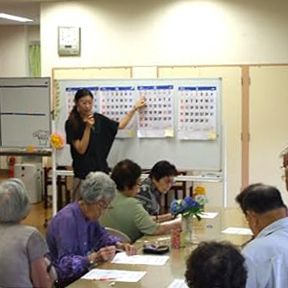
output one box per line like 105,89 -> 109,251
136,160 -> 177,222
185,241 -> 247,288
0,179 -> 52,288
100,159 -> 181,243
46,171 -> 135,287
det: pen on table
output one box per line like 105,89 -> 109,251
93,277 -> 117,281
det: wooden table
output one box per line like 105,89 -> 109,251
68,207 -> 251,288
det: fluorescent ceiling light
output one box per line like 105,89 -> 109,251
0,13 -> 33,22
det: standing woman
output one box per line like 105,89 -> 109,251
66,88 -> 146,200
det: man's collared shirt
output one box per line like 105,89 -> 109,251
242,217 -> 288,288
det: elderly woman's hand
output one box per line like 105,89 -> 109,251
117,242 -> 137,256
89,246 -> 116,264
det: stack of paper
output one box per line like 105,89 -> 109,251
168,279 -> 188,288
222,227 -> 253,235
112,252 -> 169,266
82,269 -> 146,282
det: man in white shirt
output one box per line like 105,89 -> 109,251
236,183 -> 288,288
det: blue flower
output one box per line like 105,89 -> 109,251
170,199 -> 184,216
170,196 -> 206,220
182,197 -> 200,210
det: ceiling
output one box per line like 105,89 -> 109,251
0,0 -> 63,25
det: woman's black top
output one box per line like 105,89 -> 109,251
65,112 -> 119,179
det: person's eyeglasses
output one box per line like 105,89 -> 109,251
97,201 -> 112,210
164,177 -> 175,186
134,179 -> 141,188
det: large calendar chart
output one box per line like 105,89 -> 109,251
178,86 -> 217,140
137,85 -> 174,138
99,86 -> 136,138
65,86 -> 99,115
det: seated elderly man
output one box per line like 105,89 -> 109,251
46,172 -> 136,287
236,183 -> 288,288
100,159 -> 181,243
0,179 -> 52,288
185,241 -> 247,288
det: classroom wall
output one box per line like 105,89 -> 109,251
41,0 -> 288,76
27,25 -> 40,43
39,0 -> 288,206
0,25 -> 40,78
0,25 -> 29,77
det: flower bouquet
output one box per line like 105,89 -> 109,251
170,195 -> 208,245
170,195 -> 208,220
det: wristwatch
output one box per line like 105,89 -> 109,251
88,256 -> 96,266
90,259 -> 98,267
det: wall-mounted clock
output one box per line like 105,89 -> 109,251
58,26 -> 81,56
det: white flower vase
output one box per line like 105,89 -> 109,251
182,215 -> 194,244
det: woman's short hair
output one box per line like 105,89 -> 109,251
111,159 -> 142,191
149,160 -> 177,181
0,178 -> 30,223
185,241 -> 247,288
80,172 -> 116,204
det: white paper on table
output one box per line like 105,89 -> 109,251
193,212 -> 218,219
112,252 -> 169,266
81,268 -> 146,282
222,227 -> 253,235
168,279 -> 188,288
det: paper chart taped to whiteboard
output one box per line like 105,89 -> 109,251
177,86 -> 217,140
99,86 -> 136,138
137,85 -> 174,138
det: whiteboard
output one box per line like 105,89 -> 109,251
0,78 -> 51,148
56,78 -> 222,171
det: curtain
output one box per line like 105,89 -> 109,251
29,44 -> 41,77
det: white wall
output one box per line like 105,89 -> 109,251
0,25 -> 40,77
0,25 -> 29,77
41,0 -> 288,76
27,25 -> 40,43
249,66 -> 288,205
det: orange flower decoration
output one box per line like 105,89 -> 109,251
50,133 -> 65,149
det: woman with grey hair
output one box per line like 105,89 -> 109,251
46,171 -> 136,287
0,178 -> 52,288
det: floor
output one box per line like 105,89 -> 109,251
22,203 -> 52,236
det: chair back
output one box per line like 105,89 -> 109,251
105,227 -> 132,243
